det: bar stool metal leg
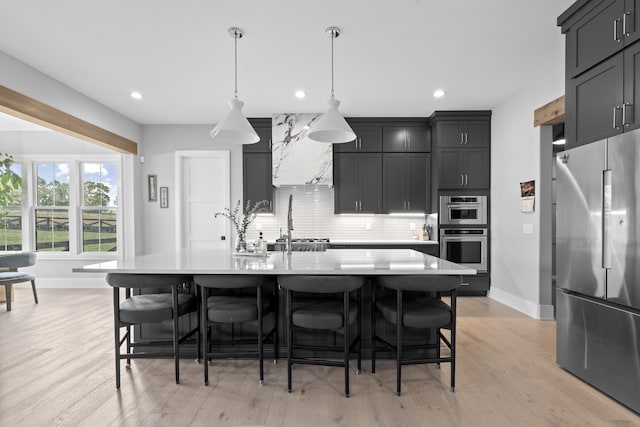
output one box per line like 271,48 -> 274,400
113,287 -> 121,389
172,285 -> 180,384
286,289 -> 293,393
396,289 -> 403,396
31,279 -> 38,304
371,284 -> 376,373
202,287 -> 209,385
344,292 -> 350,398
258,286 -> 264,385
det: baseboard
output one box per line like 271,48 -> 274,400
488,287 -> 554,320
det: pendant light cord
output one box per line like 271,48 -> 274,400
330,30 -> 335,99
234,29 -> 238,100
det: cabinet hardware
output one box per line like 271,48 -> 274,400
269,200 -> 272,210
613,106 -> 622,129
355,200 -> 358,211
622,102 -> 631,126
464,133 -> 468,144
614,18 -> 622,42
623,12 -> 631,37
460,174 -> 464,186
460,133 -> 464,145
359,200 -> 362,211
465,174 -> 468,186
407,200 -> 410,210
269,138 -> 272,149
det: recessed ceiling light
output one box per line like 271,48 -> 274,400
433,89 -> 445,98
295,90 -> 306,99
130,91 -> 143,100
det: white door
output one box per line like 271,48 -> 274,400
175,151 -> 230,249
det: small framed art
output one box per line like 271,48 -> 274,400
148,175 -> 157,201
160,186 -> 169,208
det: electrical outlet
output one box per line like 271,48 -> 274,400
365,222 -> 372,230
256,223 -> 262,230
523,223 -> 533,234
410,222 -> 416,230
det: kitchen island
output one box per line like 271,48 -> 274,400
73,248 -> 474,357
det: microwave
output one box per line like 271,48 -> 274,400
439,195 -> 487,225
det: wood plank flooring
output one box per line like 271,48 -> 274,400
1,288 -> 638,426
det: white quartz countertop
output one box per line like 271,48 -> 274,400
330,239 -> 438,245
73,248 -> 474,276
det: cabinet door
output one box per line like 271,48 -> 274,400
464,149 -> 490,189
243,124 -> 272,153
465,121 -> 490,147
567,52 -> 624,147
565,0 -> 625,78
382,153 -> 407,212
437,149 -> 464,189
382,127 -> 408,152
406,153 -> 429,212
334,125 -> 382,152
359,153 -> 382,213
436,121 -> 466,147
243,153 -> 274,213
623,37 -> 640,132
334,153 -> 359,213
405,127 -> 430,152
624,0 -> 640,46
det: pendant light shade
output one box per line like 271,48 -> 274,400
210,27 -> 260,145
307,27 -> 356,144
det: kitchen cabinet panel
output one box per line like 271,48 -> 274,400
382,153 -> 430,213
333,124 -> 382,152
436,120 -> 490,148
334,153 -> 382,214
623,37 -> 640,132
242,119 -> 272,153
437,148 -> 489,189
382,126 -> 430,152
243,153 -> 274,213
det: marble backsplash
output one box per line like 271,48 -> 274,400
244,186 -> 437,242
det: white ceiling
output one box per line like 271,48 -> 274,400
0,0 -> 574,126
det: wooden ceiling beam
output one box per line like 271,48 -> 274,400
534,95 -> 565,127
0,85 -> 138,154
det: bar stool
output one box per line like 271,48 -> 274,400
105,273 -> 199,389
371,275 -> 461,395
277,275 -> 364,398
194,275 -> 278,386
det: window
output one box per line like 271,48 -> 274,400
81,163 -> 118,252
0,161 -> 23,251
35,162 -> 70,251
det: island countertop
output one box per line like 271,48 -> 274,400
72,248 -> 475,276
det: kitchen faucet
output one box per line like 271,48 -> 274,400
286,194 -> 293,255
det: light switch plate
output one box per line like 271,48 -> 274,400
365,222 -> 372,230
523,223 -> 533,234
410,222 -> 416,230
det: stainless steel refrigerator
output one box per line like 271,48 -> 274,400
556,130 -> 640,413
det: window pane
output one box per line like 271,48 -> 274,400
35,209 -> 69,251
36,163 -> 70,206
0,207 -> 22,251
83,163 -> 117,207
82,209 -> 117,252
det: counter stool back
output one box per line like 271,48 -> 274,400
194,275 -> 278,386
0,252 -> 37,311
277,275 -> 364,398
372,275 -> 462,395
105,273 -> 198,389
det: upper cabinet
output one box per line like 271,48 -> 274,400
435,120 -> 490,148
382,153 -> 430,213
334,152 -> 382,213
242,118 -> 272,153
382,125 -> 431,152
560,0 -> 639,79
333,123 -> 382,153
560,0 -> 640,147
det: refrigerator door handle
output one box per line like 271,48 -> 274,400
603,169 -> 612,269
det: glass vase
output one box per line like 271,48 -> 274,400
235,235 -> 247,253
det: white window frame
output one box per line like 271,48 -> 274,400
11,154 -> 123,260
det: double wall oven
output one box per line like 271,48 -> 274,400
439,195 -> 488,273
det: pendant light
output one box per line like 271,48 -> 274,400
210,27 -> 260,144
307,26 -> 356,144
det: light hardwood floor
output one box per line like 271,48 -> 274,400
1,288 -> 638,426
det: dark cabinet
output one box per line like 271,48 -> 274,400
334,153 -> 382,213
382,153 -> 430,213
382,126 -> 430,152
436,121 -> 490,148
242,119 -> 272,153
562,0 -> 640,78
333,124 -> 382,153
243,153 -> 274,213
437,148 -> 489,189
565,36 -> 640,147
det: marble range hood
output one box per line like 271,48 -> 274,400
271,113 -> 333,186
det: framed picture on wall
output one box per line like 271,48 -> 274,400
148,174 -> 157,201
160,186 -> 168,208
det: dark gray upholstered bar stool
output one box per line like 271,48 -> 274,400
277,275 -> 364,398
105,273 -> 199,389
194,275 -> 278,386
0,252 -> 37,312
371,275 -> 462,395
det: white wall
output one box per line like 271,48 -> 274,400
139,125 -> 244,253
490,61 -> 564,319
